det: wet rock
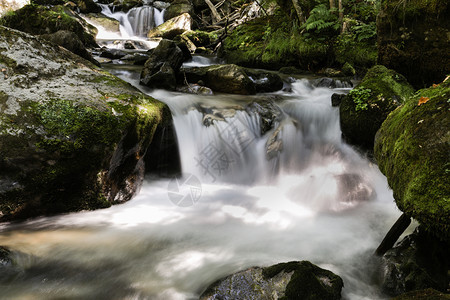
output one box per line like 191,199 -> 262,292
374,78 -> 450,240
246,69 -> 284,93
379,228 -> 450,296
121,52 -> 151,65
0,4 -> 98,48
377,0 -> 450,88
392,288 -> 450,300
40,30 -> 100,66
0,246 -> 12,267
140,39 -> 184,90
148,12 -> 192,39
99,48 -> 128,59
0,26 -> 171,221
200,261 -> 343,300
245,99 -> 282,135
177,84 -> 213,95
340,65 -> 414,149
314,77 -> 353,89
331,93 -> 345,107
181,64 -> 283,95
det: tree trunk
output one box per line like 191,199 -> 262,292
329,0 -> 335,10
291,0 -> 305,24
338,0 -> 343,22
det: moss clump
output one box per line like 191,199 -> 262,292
374,79 -> 450,241
393,288 -> 450,300
339,65 -> 414,149
0,4 -> 97,47
263,261 -> 343,300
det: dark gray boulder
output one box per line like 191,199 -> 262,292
379,228 -> 450,296
40,30 -> 99,66
200,261 -> 344,300
140,39 -> 184,90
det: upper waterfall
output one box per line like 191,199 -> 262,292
98,4 -> 165,38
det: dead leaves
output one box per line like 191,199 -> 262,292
418,96 -> 430,106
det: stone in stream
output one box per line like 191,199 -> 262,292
0,25 -> 176,221
374,77 -> 450,241
378,228 -> 450,296
0,246 -> 12,267
200,261 -> 344,300
181,64 -> 284,95
339,65 -> 414,149
140,39 -> 185,90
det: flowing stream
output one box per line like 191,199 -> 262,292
0,9 -> 404,300
0,66 -> 404,299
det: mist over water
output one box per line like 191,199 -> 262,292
0,69 -> 402,299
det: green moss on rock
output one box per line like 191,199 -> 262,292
340,65 -> 414,149
0,25 -> 170,221
374,79 -> 450,241
0,4 -> 97,47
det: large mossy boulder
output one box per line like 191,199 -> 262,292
374,78 -> 450,241
0,26 -> 172,221
200,261 -> 343,300
140,39 -> 185,90
379,228 -> 450,296
377,0 -> 450,88
393,289 -> 450,300
339,65 -> 414,149
0,4 -> 98,48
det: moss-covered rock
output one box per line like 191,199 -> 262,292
164,0 -> 194,21
200,261 -> 343,300
374,78 -> 450,240
377,0 -> 450,88
0,4 -> 98,48
339,65 -> 414,149
0,26 -> 172,221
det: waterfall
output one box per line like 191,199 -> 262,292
98,4 -> 165,37
150,79 -> 375,212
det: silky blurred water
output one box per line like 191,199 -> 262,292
0,74 -> 402,299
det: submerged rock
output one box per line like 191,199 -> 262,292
374,78 -> 450,241
0,26 -> 172,221
379,228 -> 450,296
200,261 -> 343,300
340,65 -> 414,149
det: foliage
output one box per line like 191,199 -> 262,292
349,87 -> 372,111
302,4 -> 340,36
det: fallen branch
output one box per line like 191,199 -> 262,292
374,213 -> 411,256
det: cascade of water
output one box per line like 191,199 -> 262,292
98,4 -> 163,37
